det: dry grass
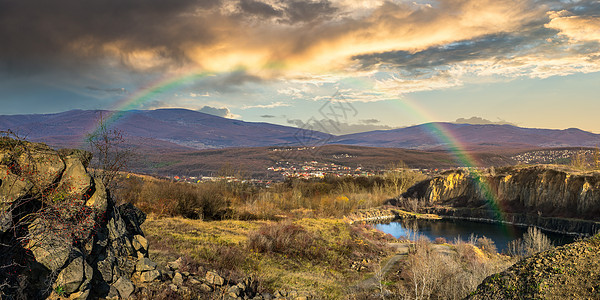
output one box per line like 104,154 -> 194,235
141,215 -> 396,299
116,171 -> 426,220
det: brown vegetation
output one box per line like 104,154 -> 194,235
115,171 -> 426,220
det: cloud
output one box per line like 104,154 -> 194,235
260,114 -> 276,118
242,101 -> 290,109
85,86 -> 128,95
546,12 -> 600,42
360,119 -> 380,125
239,0 -> 283,19
2,0 -> 600,107
454,117 -> 516,126
287,118 -> 393,135
198,105 -> 238,118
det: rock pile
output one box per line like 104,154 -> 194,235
0,139 -> 158,299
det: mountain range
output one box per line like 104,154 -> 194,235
2,108 -> 600,151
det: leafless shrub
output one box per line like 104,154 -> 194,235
507,227 -> 553,257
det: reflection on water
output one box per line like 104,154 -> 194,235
374,218 -> 576,252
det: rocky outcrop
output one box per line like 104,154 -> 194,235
0,139 -> 160,299
468,234 -> 600,299
393,166 -> 600,235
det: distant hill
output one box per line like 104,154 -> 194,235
0,109 -> 331,150
331,122 -> 600,150
2,109 -> 599,152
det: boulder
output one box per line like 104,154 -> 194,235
54,256 -> 85,295
136,257 -> 157,272
97,254 -> 115,283
112,276 -> 135,299
58,155 -> 92,200
140,270 -> 161,282
206,271 -> 225,286
131,234 -> 148,252
118,203 -> 146,236
85,177 -> 108,212
167,257 -> 183,270
172,272 -> 184,285
0,167 -> 33,203
27,219 -> 71,272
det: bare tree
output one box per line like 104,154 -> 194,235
85,112 -> 132,192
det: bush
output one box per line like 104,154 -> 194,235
247,222 -> 324,260
434,237 -> 447,244
507,227 -> 553,257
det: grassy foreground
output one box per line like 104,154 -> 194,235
141,216 -> 396,298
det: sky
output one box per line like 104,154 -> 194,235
1,0 -> 600,134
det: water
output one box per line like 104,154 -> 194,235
374,218 -> 576,252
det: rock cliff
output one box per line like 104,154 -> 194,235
0,138 -> 158,299
394,165 -> 600,235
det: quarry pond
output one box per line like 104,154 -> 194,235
375,218 -> 576,252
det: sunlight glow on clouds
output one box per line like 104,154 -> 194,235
1,0 -> 600,131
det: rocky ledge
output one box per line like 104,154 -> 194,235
468,234 -> 600,299
392,165 -> 600,235
0,139 -> 159,299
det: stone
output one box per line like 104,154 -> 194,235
131,234 -> 148,252
136,257 -> 157,272
167,257 -> 183,270
188,277 -> 202,285
0,206 -> 12,233
54,256 -> 85,295
58,155 -> 92,199
206,271 -> 225,286
0,168 -> 33,204
18,149 -> 65,191
86,177 -> 107,213
118,203 -> 146,235
140,270 -> 161,282
169,284 -> 178,291
199,283 -> 213,292
172,272 -> 184,285
261,293 -> 274,300
107,212 -> 128,241
68,289 -> 90,300
113,276 -> 135,299
112,257 -> 137,281
97,255 -> 115,283
228,285 -> 241,297
107,285 -> 120,299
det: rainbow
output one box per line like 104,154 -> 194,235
83,70 -> 510,233
395,96 -> 513,235
82,71 -> 214,146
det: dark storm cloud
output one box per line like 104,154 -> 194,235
191,70 -> 264,93
239,0 -> 283,18
0,0 -> 219,64
284,0 -> 337,23
353,27 -> 557,71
